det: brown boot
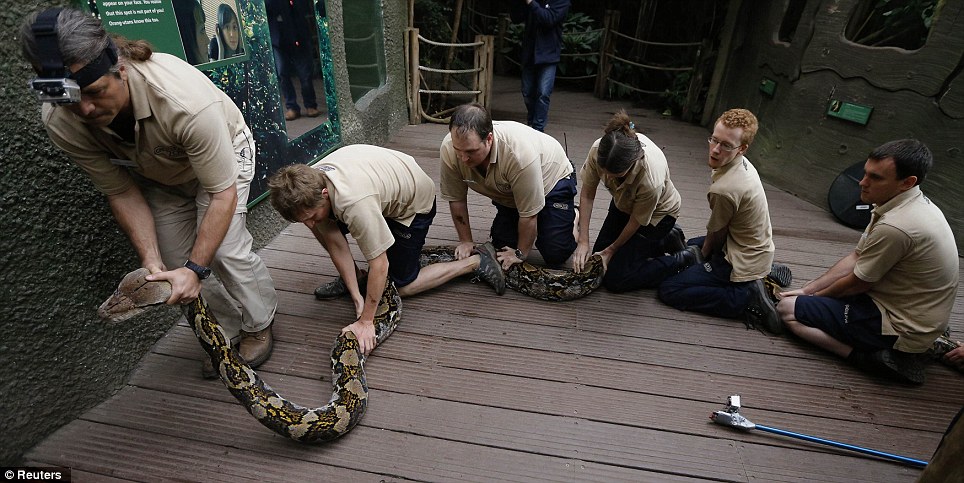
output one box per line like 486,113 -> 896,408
238,322 -> 274,368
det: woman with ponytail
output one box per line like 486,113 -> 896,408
573,110 -> 692,292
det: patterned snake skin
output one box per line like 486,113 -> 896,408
99,268 -> 401,443
420,245 -> 605,301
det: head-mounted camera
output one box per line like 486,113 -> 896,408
27,8 -> 117,104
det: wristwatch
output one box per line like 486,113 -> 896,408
184,260 -> 212,280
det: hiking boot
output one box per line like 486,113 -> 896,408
847,349 -> 901,378
745,279 -> 784,334
767,263 -> 793,288
672,245 -> 703,269
314,270 -> 368,300
238,322 -> 274,368
284,109 -> 300,121
846,348 -> 923,384
474,241 -> 506,295
201,357 -> 217,380
305,107 -> 321,118
891,351 -> 927,385
661,225 -> 686,254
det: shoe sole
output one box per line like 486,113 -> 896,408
477,242 -> 506,295
768,263 -> 793,287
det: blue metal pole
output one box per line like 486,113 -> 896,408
754,424 -> 928,468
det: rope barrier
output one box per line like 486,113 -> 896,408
417,34 -> 484,48
609,30 -> 701,47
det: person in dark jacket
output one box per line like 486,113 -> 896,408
265,0 -> 319,120
510,0 -> 570,132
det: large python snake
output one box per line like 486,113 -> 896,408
420,245 -> 606,301
99,267 -> 401,443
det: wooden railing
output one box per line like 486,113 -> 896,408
405,28 -> 494,124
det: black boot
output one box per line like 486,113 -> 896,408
660,225 -> 686,254
671,245 -> 703,269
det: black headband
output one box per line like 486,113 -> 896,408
70,39 -> 118,88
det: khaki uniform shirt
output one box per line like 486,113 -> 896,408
317,145 -> 436,261
580,133 -> 681,226
440,121 -> 573,217
706,156 -> 774,282
43,53 -> 245,196
855,187 -> 959,352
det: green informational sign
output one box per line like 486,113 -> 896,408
759,77 -> 776,97
93,0 -> 249,67
96,1 -> 187,61
826,99 -> 874,125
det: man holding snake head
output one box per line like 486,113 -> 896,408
19,7 -> 279,378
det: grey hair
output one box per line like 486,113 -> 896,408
19,8 -> 112,72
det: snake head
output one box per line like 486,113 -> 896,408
98,268 -> 173,323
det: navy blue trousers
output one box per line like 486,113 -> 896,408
593,201 -> 680,292
657,237 -> 754,319
491,173 -> 577,267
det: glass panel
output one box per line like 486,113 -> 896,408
343,0 -> 386,102
844,0 -> 941,50
264,0 -> 331,139
778,0 -> 808,43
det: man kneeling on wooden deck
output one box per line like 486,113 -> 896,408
268,144 -> 505,355
776,139 -> 959,385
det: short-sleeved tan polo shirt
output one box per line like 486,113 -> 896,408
440,121 -> 573,217
317,145 -> 436,261
854,187 -> 959,352
43,53 -> 244,196
705,156 -> 774,281
580,133 -> 681,226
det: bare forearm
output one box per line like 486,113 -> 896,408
577,188 -> 595,245
450,201 -> 474,243
108,186 -> 162,269
314,223 -> 359,292
804,251 -> 860,295
516,215 -> 538,257
702,228 -> 727,258
360,254 -> 389,323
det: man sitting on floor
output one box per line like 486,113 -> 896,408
777,139 -> 959,384
657,108 -> 787,334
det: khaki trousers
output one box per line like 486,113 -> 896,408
138,128 -> 277,340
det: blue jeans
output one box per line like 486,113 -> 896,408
594,202 -> 680,292
272,45 -> 317,112
490,173 -> 577,267
657,237 -> 755,319
521,63 -> 557,132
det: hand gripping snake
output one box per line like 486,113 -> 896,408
420,245 -> 606,301
99,267 -> 401,443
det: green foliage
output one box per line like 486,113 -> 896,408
413,0 -> 453,42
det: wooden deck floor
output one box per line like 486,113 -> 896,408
26,76 -> 963,482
